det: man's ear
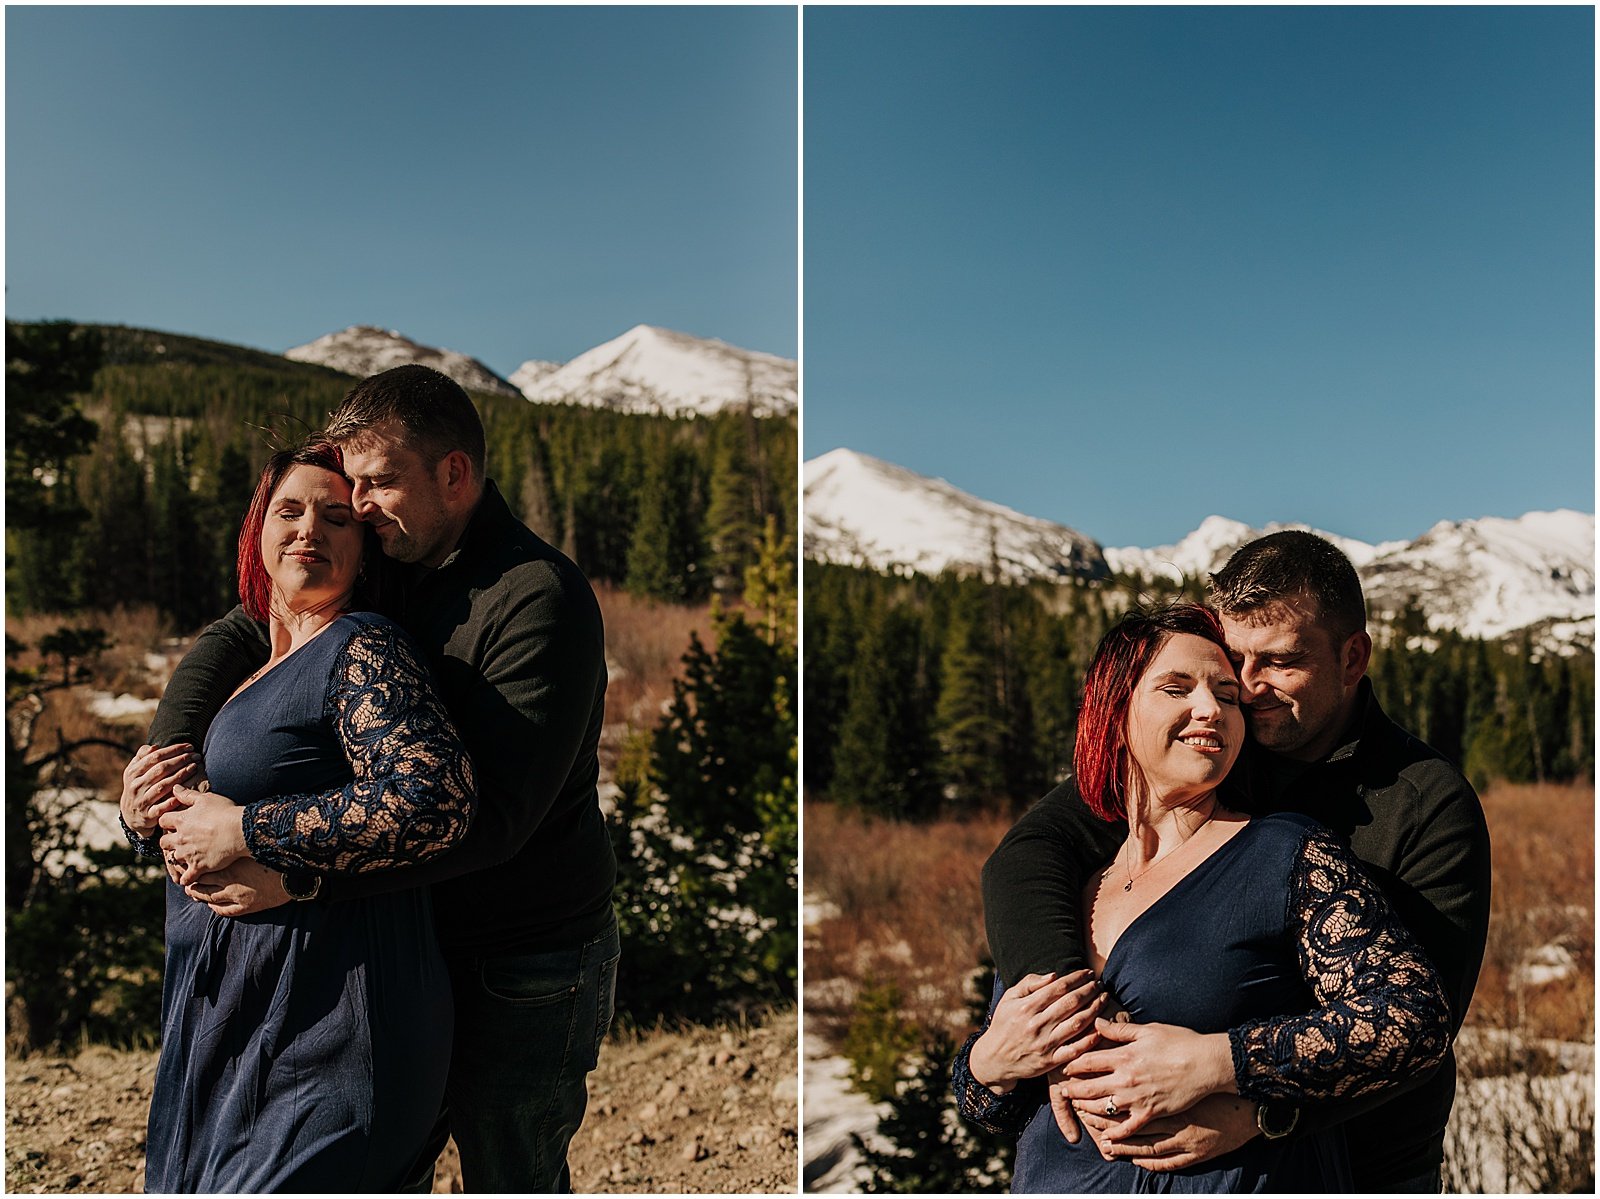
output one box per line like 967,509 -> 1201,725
439,449 -> 475,502
1342,630 -> 1372,688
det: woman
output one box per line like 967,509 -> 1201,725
953,604 -> 1450,1192
118,437 -> 475,1192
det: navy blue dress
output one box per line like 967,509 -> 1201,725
143,613 -> 475,1193
955,813 -> 1451,1193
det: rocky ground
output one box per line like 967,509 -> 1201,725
5,1007 -> 798,1194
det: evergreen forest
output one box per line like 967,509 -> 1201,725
805,559 -> 1595,816
6,320 -> 798,624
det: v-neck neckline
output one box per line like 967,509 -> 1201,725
216,614 -> 352,721
1092,816 -> 1257,977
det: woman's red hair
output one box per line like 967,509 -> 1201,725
1073,603 -> 1231,821
235,438 -> 346,621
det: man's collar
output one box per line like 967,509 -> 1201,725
1238,676 -> 1381,791
431,480 -> 510,572
1322,676 -> 1380,766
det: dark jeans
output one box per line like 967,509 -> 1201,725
404,916 -> 620,1193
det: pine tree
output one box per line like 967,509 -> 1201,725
934,581 -> 1007,807
705,414 -> 761,596
74,412 -> 151,613
852,1027 -> 1013,1193
833,604 -> 940,819
5,321 -> 100,612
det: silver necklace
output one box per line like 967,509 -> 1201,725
1117,799 -> 1219,892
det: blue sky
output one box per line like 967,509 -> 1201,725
6,6 -> 797,375
805,6 -> 1594,546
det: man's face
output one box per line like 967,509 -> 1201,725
1218,594 -> 1365,763
339,422 -> 455,567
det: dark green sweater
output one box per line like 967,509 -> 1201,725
148,482 -> 617,957
981,678 -> 1491,1188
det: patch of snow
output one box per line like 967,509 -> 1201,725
804,891 -> 842,929
87,691 -> 160,725
32,789 -> 127,875
1513,943 -> 1577,987
802,1043 -> 888,1193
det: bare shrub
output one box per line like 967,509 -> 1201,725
803,802 -> 1010,1044
1467,783 -> 1594,1044
1443,783 -> 1595,1194
593,584 -> 713,732
6,607 -> 173,792
1445,1031 -> 1594,1193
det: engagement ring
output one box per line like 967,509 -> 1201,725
1104,1098 -> 1121,1118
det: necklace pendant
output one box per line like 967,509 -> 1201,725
1123,881 -> 1132,892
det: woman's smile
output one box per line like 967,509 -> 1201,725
1125,633 -> 1245,802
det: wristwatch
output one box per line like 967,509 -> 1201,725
1255,1101 -> 1300,1140
281,870 -> 322,902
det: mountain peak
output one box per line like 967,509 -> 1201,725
806,448 -> 1593,652
517,326 -> 795,417
284,326 -> 519,398
804,450 -> 1107,582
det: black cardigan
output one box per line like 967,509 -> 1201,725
148,481 -> 617,957
981,678 -> 1491,1188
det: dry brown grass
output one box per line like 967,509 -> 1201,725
1466,782 -> 1594,1044
803,802 -> 1011,1043
805,783 -> 1596,1052
593,583 -> 714,732
6,606 -> 176,791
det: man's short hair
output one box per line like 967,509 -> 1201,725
326,364 -> 486,478
1208,530 -> 1367,642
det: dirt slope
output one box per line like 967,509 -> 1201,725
5,1008 -> 797,1194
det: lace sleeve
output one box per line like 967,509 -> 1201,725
950,981 -> 1048,1138
1229,825 -> 1451,1103
951,1030 -> 1045,1138
119,813 -> 163,859
240,621 -> 476,874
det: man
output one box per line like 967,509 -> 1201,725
981,531 -> 1491,1192
141,365 -> 618,1192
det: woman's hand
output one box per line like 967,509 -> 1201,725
969,970 -> 1107,1095
120,743 -> 203,836
158,786 -> 247,884
1062,1018 -> 1236,1135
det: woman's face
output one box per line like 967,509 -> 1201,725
260,464 -> 362,614
1124,632 -> 1244,806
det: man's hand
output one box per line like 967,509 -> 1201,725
1064,1018 -> 1235,1134
969,970 -> 1107,1096
184,860 -> 292,918
1047,993 -> 1131,1144
120,743 -> 202,836
159,785 -> 248,884
1076,1093 -> 1258,1171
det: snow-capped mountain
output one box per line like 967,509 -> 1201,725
284,326 -> 520,398
515,325 -> 796,418
803,449 -> 1108,582
508,359 -> 561,394
803,449 -> 1595,649
1105,517 -> 1407,581
1360,510 -> 1594,644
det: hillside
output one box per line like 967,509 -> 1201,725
4,1008 -> 798,1194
